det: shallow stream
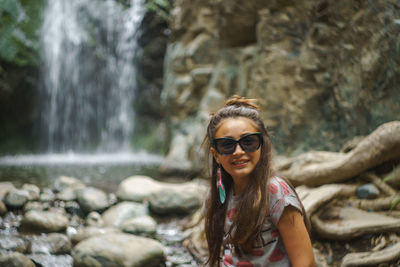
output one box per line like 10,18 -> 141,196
0,153 -> 199,267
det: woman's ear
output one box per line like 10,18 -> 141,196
210,147 -> 220,165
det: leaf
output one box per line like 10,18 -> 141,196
0,0 -> 20,20
390,195 -> 400,210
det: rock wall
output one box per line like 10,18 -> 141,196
160,0 -> 400,174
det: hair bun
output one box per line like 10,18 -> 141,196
224,95 -> 260,110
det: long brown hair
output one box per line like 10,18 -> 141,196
203,95 -> 273,266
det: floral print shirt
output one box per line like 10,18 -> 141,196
221,177 -> 302,267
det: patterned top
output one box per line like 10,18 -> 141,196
221,177 -> 302,267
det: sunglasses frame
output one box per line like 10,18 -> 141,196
213,132 -> 263,156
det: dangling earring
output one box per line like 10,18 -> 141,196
217,166 -> 226,204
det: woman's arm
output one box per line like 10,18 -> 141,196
277,206 -> 316,267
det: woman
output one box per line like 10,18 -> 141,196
203,95 -> 315,267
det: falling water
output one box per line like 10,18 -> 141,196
40,0 -> 145,153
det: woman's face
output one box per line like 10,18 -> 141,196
211,117 -> 262,189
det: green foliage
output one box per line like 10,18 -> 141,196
390,195 -> 400,210
145,0 -> 171,21
0,0 -> 45,66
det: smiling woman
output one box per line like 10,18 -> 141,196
203,95 -> 316,267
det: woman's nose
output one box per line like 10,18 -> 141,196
232,143 -> 245,155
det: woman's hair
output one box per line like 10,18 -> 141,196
203,95 -> 273,266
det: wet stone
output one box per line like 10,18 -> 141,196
4,188 -> 30,209
356,184 -> 380,199
22,184 -> 40,201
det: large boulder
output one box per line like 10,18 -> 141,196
72,233 -> 165,267
20,210 -> 69,233
148,179 -> 207,215
116,176 -> 163,202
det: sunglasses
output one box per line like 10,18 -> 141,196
213,133 -> 263,155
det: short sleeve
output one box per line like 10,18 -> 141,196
268,177 -> 303,226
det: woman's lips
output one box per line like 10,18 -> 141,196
232,159 -> 249,168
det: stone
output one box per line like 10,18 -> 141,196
121,215 -> 157,236
0,252 -> 35,267
85,211 -> 104,227
23,201 -> 47,212
22,184 -> 40,201
53,176 -> 85,193
148,180 -> 207,215
102,201 -> 148,227
56,187 -> 78,201
116,176 -> 163,202
4,188 -> 30,208
356,184 -> 380,199
71,226 -> 121,244
20,210 -> 69,233
0,181 -> 15,200
28,233 -> 72,254
77,187 -> 109,213
40,188 -> 56,202
72,233 -> 165,267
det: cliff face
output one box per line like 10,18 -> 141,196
160,0 -> 400,173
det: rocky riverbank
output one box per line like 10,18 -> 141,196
0,175 -> 207,266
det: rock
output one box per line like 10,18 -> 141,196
53,176 -> 85,193
72,233 -> 165,267
28,233 -> 71,254
56,187 -> 78,201
116,176 -> 163,202
20,210 -> 69,233
356,184 -> 380,199
22,184 -> 40,201
0,200 -> 7,215
40,188 -> 56,202
148,180 -> 207,215
85,211 -> 104,227
102,201 -> 148,227
4,188 -> 30,208
0,181 -> 15,200
0,252 -> 35,267
23,201 -> 47,212
77,187 -> 109,213
121,215 -> 157,236
71,226 -> 121,244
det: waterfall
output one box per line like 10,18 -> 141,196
40,0 -> 145,153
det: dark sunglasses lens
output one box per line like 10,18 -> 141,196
239,134 -> 261,152
216,139 -> 236,155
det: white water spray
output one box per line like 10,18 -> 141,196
40,0 -> 145,153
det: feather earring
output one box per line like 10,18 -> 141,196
217,166 -> 226,204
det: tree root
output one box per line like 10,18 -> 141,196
311,206 -> 400,240
341,240 -> 400,266
279,121 -> 400,186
